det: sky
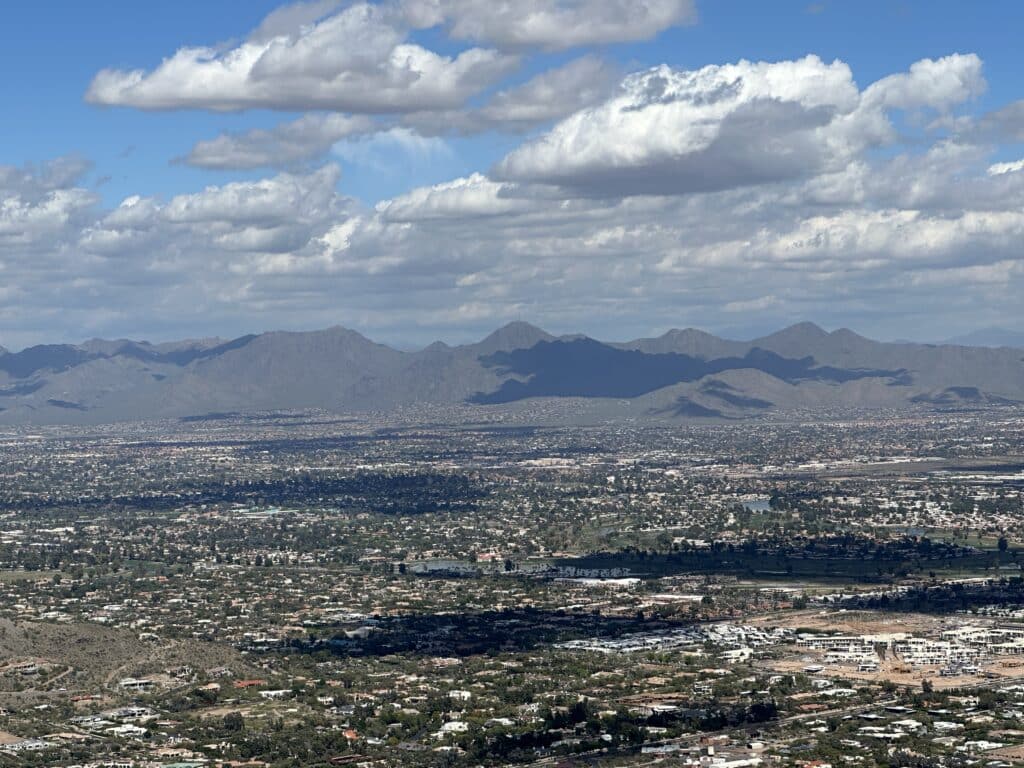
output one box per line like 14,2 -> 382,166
2,0 -> 1024,350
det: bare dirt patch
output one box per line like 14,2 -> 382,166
0,619 -> 254,695
988,744 -> 1024,760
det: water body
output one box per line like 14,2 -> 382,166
744,499 -> 773,513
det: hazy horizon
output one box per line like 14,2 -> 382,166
2,318 -> 1023,355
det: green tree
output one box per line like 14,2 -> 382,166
223,712 -> 245,732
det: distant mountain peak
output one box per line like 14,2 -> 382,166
79,338 -> 149,356
621,327 -> 745,358
422,340 -> 452,353
943,327 -> 1024,349
831,327 -> 862,338
493,320 -> 550,336
749,322 -> 833,356
767,321 -> 829,340
322,325 -> 377,341
473,322 -> 554,354
661,327 -> 720,340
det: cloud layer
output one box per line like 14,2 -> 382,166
4,40 -> 1023,348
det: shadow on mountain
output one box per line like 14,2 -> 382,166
117,334 -> 258,366
46,399 -> 88,411
699,380 -> 774,409
469,339 -> 908,404
0,380 -> 45,397
0,345 -> 93,379
911,386 -> 1019,406
0,335 -> 260,381
665,397 -> 727,418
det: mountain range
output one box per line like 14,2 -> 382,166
1,321 -> 1022,424
942,327 -> 1024,349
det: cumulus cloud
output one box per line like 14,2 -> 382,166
989,159 -> 1024,176
181,114 -> 376,169
0,158 -> 97,251
494,55 -> 985,197
248,0 -> 345,42
405,0 -> 696,50
482,56 -> 618,122
179,56 -> 617,172
377,173 -> 534,221
0,156 -> 93,197
494,56 -> 862,195
861,53 -> 984,112
978,100 -> 1024,141
85,2 -> 516,113
405,55 -> 620,135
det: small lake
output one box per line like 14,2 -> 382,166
744,498 -> 773,513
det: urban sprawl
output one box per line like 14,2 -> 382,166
1,410 -> 1024,767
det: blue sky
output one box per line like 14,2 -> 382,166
2,1 -> 1024,347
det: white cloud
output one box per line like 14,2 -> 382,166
86,2 -> 516,113
976,100 -> 1024,141
331,127 -> 451,174
861,53 -> 984,112
0,159 -> 97,251
180,57 -> 617,169
494,56 -> 864,195
182,114 -> 377,169
988,159 -> 1024,176
407,0 -> 696,50
248,0 -> 345,42
377,173 -> 533,221
478,55 -> 619,125
494,55 -> 986,197
161,165 -> 344,225
724,295 -> 781,313
7,147 -> 1024,347
404,55 -> 619,135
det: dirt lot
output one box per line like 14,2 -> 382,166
988,744 -> 1024,761
760,655 -> 1024,690
198,704 -> 258,719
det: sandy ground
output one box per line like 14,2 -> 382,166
988,744 -> 1024,760
766,658 -> 989,690
760,650 -> 1024,691
198,705 -> 257,719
